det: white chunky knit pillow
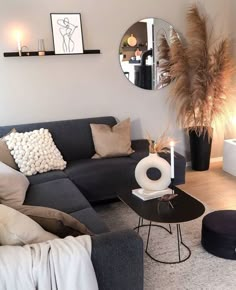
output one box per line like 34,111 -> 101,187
5,128 -> 66,176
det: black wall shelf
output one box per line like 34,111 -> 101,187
3,49 -> 101,57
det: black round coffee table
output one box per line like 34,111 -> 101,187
118,186 -> 205,264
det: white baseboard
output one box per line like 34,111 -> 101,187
186,156 -> 223,168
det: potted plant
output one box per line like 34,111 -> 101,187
169,5 -> 235,170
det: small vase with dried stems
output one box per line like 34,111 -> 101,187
169,5 -> 235,171
135,131 -> 173,192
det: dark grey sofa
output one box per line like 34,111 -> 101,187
0,116 -> 186,290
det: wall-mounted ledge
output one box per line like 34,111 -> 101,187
3,49 -> 101,57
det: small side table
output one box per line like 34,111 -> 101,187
223,139 -> 236,176
118,187 -> 205,264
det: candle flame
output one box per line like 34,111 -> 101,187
170,141 -> 175,147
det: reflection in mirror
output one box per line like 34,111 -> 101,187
119,18 -> 176,90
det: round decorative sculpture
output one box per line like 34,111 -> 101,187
135,153 -> 171,191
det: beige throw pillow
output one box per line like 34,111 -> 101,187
15,205 -> 93,238
0,162 -> 29,206
0,205 -> 58,246
0,129 -> 18,169
90,118 -> 134,159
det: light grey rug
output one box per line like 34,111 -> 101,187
95,201 -> 236,290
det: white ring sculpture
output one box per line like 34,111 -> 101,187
135,153 -> 171,191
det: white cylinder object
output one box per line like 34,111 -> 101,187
135,153 -> 171,191
170,142 -> 175,179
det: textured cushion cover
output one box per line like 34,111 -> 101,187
16,205 -> 92,238
0,162 -> 29,206
0,129 -> 18,169
0,204 -> 58,246
5,128 -> 66,176
90,119 -> 134,158
24,178 -> 90,213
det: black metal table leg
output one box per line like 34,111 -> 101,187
145,221 -> 152,252
136,221 -> 191,264
137,217 -> 141,234
177,224 -> 181,262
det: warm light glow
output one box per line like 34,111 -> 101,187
170,141 -> 175,147
231,116 -> 236,125
15,30 -> 21,39
15,30 -> 22,52
14,30 -> 23,42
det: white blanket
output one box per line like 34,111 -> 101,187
0,235 -> 98,290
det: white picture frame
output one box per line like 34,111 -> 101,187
50,13 -> 84,55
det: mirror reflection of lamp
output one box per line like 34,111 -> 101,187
127,34 -> 137,47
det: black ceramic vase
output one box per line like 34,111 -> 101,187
189,128 -> 213,171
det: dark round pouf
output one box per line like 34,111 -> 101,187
202,210 -> 236,259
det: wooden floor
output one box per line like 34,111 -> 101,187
178,162 -> 236,210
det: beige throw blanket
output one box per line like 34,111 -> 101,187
0,235 -> 98,290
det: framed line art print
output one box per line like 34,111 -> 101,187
50,13 -> 84,54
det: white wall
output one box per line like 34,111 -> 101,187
0,0 -> 235,159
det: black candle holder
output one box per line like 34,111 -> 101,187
171,178 -> 175,194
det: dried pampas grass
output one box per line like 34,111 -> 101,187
169,5 -> 235,137
146,130 -> 175,154
158,34 -> 171,88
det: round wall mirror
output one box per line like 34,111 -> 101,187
119,18 -> 177,90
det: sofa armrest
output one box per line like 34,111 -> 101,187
130,139 -> 149,161
91,230 -> 144,290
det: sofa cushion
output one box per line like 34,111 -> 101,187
90,119 -> 134,158
0,204 -> 57,246
0,117 -> 117,161
27,170 -> 67,185
71,208 -> 109,234
65,158 -> 138,202
24,178 -> 90,213
0,162 -> 29,207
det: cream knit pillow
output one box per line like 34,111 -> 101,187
5,128 -> 66,176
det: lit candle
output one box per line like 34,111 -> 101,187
170,141 -> 175,179
16,31 -> 22,56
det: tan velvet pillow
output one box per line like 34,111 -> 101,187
90,118 -> 134,159
15,205 -> 93,238
0,204 -> 58,246
0,129 -> 18,169
0,162 -> 29,206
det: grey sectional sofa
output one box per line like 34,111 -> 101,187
0,116 -> 186,290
